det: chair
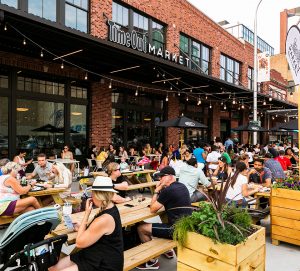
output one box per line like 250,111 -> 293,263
95,160 -> 103,171
86,158 -> 97,171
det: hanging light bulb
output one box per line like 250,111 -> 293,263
84,72 -> 88,80
232,98 -> 236,105
241,102 -> 245,109
177,91 -> 181,96
197,97 -> 201,105
269,96 -> 272,101
209,102 -> 212,109
176,81 -> 179,85
284,118 -> 287,122
23,38 -> 26,45
163,81 -> 166,84
153,67 -> 156,70
166,94 -> 169,102
61,61 -> 64,69
205,95 -> 208,100
220,101 -> 223,105
156,73 -> 159,78
109,80 -> 112,89
186,95 -> 189,102
163,73 -> 165,77
263,100 -> 266,106
275,114 -> 278,118
4,24 -> 7,31
135,87 -> 139,96
272,116 -> 275,120
224,104 -> 227,110
170,85 -> 172,90
40,49 -> 44,58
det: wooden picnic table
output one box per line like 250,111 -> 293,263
51,198 -> 164,245
25,187 -> 66,206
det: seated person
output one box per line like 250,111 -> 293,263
0,158 -> 10,176
213,156 -> 232,181
179,158 -> 216,202
264,153 -> 286,181
107,162 -> 131,203
119,157 -> 129,171
26,153 -> 53,182
96,147 -> 108,162
249,159 -> 272,187
49,177 -> 123,271
226,162 -> 260,207
13,150 -> 33,177
0,162 -> 40,217
275,150 -> 292,171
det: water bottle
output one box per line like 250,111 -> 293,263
21,176 -> 28,186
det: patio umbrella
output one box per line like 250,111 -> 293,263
232,123 -> 268,132
55,127 -> 79,134
157,116 -> 207,146
278,119 -> 298,131
31,124 -> 59,133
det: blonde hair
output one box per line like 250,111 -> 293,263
2,162 -> 21,175
106,162 -> 119,176
93,190 -> 114,212
52,162 -> 72,187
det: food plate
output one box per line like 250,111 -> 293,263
30,186 -> 46,192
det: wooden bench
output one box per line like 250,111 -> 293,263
0,214 -> 19,225
127,181 -> 158,191
123,238 -> 176,271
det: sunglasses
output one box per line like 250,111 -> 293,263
114,168 -> 120,171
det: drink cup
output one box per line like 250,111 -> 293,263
63,203 -> 72,215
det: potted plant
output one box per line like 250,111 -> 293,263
173,178 -> 266,271
271,177 -> 300,246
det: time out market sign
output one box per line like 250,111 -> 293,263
108,20 -> 190,67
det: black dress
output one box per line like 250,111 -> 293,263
70,205 -> 124,271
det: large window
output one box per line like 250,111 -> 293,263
0,0 -> 17,8
180,34 -> 211,75
16,100 -> 64,157
112,1 -> 166,50
70,104 -> 86,154
112,90 -> 164,148
220,54 -> 240,85
28,0 -> 56,21
0,97 -> 8,158
65,0 -> 88,32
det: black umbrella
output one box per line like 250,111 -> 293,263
232,123 -> 268,132
157,116 -> 207,128
278,119 -> 298,131
31,124 -> 59,133
55,127 -> 79,134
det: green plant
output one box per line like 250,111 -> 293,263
273,176 -> 300,191
173,176 -> 254,247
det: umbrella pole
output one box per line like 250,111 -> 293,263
179,128 -> 184,147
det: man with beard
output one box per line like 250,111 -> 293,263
249,159 -> 272,187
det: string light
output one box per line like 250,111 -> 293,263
275,114 -> 278,118
170,85 -> 172,90
4,24 -> 7,31
263,100 -> 266,106
197,97 -> 201,105
40,49 -> 44,58
177,91 -> 181,96
109,80 -> 112,89
220,101 -> 223,105
269,96 -> 272,101
272,116 -> 275,120
205,95 -> 208,100
84,72 -> 88,80
156,73 -> 159,78
176,81 -> 179,85
163,73 -> 165,77
209,102 -> 212,109
186,95 -> 189,102
223,104 -> 227,110
61,61 -> 64,69
135,87 -> 139,96
166,93 -> 169,102
241,101 -> 245,109
23,38 -> 26,45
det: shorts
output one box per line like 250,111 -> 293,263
1,200 -> 17,216
152,223 -> 174,239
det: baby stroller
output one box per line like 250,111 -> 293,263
0,207 -> 67,271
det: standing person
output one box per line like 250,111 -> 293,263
26,153 -> 53,182
226,162 -> 259,207
193,143 -> 207,170
13,150 -> 33,177
136,166 -> 192,269
49,177 -> 124,271
214,137 -> 225,152
206,145 -> 221,173
0,162 -> 40,217
224,136 -> 234,151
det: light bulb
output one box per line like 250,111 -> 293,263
61,62 -> 64,69
163,81 -> 165,84
84,72 -> 88,80
163,73 -> 165,77
109,80 -> 112,88
177,92 -> 181,96
224,105 -> 227,110
170,86 -> 172,90
166,95 -> 169,102
23,38 -> 26,45
197,98 -> 201,105
135,89 -> 138,96
176,81 -> 179,85
221,101 -> 223,105
157,73 -> 159,78
186,96 -> 189,102
205,95 -> 208,100
4,24 -> 7,31
269,96 -> 272,101
232,99 -> 236,105
209,103 -> 212,109
263,100 -> 266,106
40,50 -> 44,57
275,114 -> 278,117
241,104 -> 245,109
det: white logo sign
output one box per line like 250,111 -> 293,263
286,25 -> 300,85
185,122 -> 195,127
251,126 -> 260,131
257,52 -> 270,82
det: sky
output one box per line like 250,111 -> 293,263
186,0 -> 300,54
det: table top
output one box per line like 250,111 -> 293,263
27,187 -> 66,196
91,169 -> 156,177
51,198 -> 163,244
48,159 -> 80,164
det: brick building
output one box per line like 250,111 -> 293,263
0,0 -> 296,159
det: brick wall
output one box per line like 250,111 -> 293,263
90,81 -> 112,148
166,95 -> 180,145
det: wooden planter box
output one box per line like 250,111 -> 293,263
177,226 -> 265,271
271,188 -> 300,246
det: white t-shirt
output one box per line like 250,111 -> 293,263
246,152 -> 254,162
226,174 -> 247,201
206,151 -> 221,170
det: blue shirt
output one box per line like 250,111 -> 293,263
0,169 -> 2,176
193,148 -> 206,163
224,139 -> 234,149
264,159 -> 285,180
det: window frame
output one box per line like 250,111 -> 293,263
220,54 -> 241,85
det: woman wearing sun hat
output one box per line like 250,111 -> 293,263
50,176 -> 124,271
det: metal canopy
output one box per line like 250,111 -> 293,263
0,6 -> 296,109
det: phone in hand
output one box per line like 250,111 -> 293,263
124,204 -> 134,208
64,215 -> 74,230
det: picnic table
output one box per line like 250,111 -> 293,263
51,197 -> 163,245
25,187 -> 66,206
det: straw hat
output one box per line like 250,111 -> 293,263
91,176 -> 118,193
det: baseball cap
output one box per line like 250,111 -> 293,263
156,166 -> 176,177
